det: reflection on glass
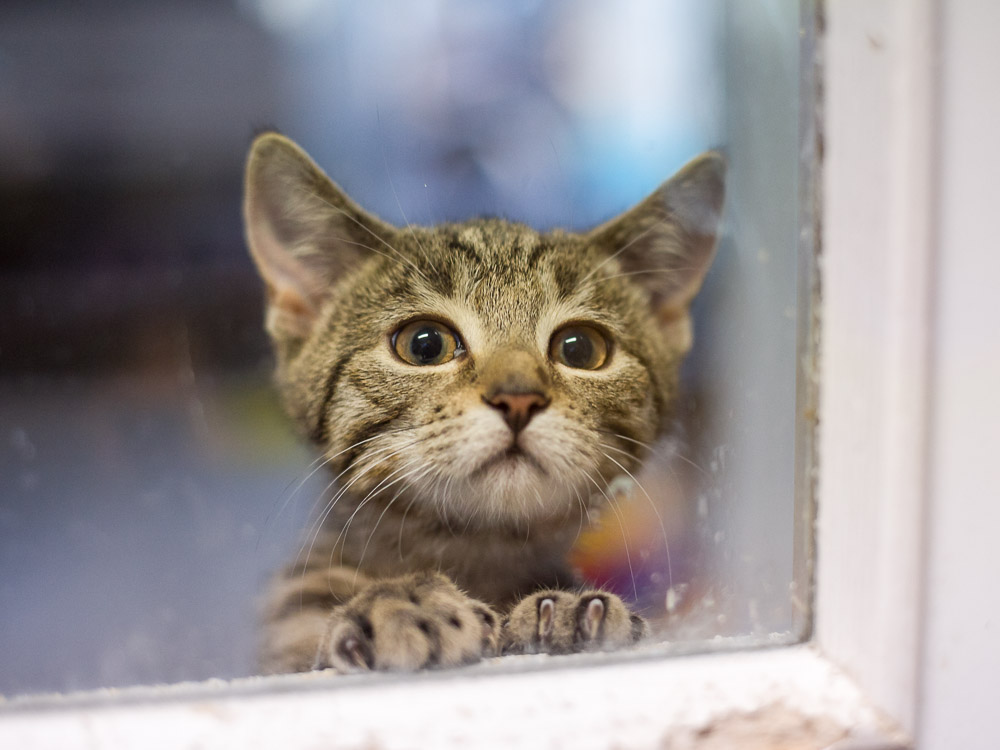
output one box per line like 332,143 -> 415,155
0,0 -> 809,695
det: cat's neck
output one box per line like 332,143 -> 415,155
314,492 -> 581,608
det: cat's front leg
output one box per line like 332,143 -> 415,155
314,572 -> 501,672
500,590 -> 647,656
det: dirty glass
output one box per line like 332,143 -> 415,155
0,0 -> 813,695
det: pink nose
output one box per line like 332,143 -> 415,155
485,391 -> 550,433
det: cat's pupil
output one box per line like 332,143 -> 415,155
561,333 -> 593,367
410,327 -> 444,363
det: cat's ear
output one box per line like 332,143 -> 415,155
243,132 -> 397,340
588,152 -> 725,320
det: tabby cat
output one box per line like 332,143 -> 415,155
244,133 -> 724,673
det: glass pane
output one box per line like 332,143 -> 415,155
0,0 -> 813,695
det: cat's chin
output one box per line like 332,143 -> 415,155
449,451 -> 585,525
470,446 -> 546,479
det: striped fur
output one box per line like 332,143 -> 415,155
244,133 -> 724,673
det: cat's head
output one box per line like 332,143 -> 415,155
243,133 -> 723,529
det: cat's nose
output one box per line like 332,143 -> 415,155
485,391 -> 550,434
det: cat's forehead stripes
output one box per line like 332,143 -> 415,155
396,222 -> 610,351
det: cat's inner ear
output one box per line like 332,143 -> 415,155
243,132 -> 397,339
589,152 -> 726,322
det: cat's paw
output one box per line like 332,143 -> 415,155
501,590 -> 647,656
313,572 -> 500,672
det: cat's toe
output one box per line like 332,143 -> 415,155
322,617 -> 376,671
501,590 -> 647,655
575,591 -> 648,651
314,572 -> 500,672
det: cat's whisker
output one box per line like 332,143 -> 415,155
597,441 -> 639,461
531,484 -> 544,511
575,219 -> 666,290
379,133 -> 434,269
256,450 -> 332,555
441,474 -> 464,529
261,429 -> 415,550
599,448 -> 674,593
599,431 -> 672,473
670,450 -> 710,477
397,495 -> 421,562
520,512 -> 532,551
344,457 -> 433,544
460,506 -> 478,536
603,428 -> 710,476
317,440 -> 423,521
298,186 -> 432,285
581,470 -> 639,601
597,430 -> 655,453
324,235 -> 428,282
295,462 -> 369,573
294,458 -> 381,584
434,478 -> 459,538
307,428 -> 424,514
422,181 -> 436,227
295,439 -> 423,583
350,462 -> 431,588
577,266 -> 703,300
570,479 -> 588,549
329,458 -> 424,572
298,438 -> 421,553
437,471 -> 453,516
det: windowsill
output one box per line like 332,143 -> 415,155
2,632 -> 797,708
0,644 -> 906,748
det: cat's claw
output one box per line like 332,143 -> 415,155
501,590 -> 647,655
314,572 -> 500,672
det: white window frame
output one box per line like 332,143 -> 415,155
2,1 -> 997,747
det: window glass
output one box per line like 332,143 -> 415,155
0,0 -> 810,694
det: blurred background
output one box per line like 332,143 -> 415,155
0,0 -> 808,695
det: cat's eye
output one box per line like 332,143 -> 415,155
549,325 -> 609,370
392,320 -> 464,366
